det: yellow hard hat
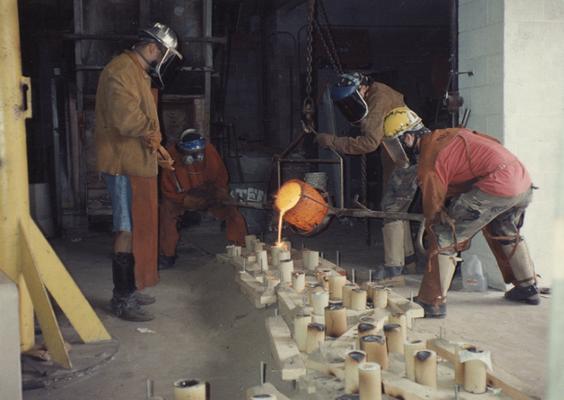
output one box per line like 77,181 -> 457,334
383,107 -> 423,138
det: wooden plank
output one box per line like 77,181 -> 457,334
427,338 -> 537,400
387,290 -> 424,328
265,316 -> 306,381
246,383 -> 291,400
236,271 -> 277,309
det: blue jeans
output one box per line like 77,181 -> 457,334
102,173 -> 132,232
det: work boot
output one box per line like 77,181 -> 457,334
111,252 -> 154,321
110,296 -> 155,322
504,284 -> 540,305
158,255 -> 176,270
414,297 -> 447,319
372,266 -> 403,281
132,291 -> 156,306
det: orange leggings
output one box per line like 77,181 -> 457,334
159,198 -> 248,257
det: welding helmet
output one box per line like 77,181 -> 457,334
382,107 -> 426,168
177,129 -> 206,165
139,22 -> 183,89
330,72 -> 370,125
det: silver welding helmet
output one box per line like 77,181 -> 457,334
382,106 -> 425,168
330,73 -> 369,125
177,129 -> 206,165
139,22 -> 183,88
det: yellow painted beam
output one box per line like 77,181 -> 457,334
0,0 -> 110,367
20,222 -> 71,369
18,276 -> 35,351
25,220 -> 111,342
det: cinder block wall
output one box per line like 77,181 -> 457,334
503,0 -> 564,287
458,0 -> 506,289
459,0 -> 564,288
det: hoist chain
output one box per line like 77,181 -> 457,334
302,0 -> 316,128
317,0 -> 343,74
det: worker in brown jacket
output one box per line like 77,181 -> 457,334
158,129 -> 248,268
316,73 -> 418,280
382,106 -> 538,318
95,22 -> 181,321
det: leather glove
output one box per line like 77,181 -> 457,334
182,194 -> 208,210
144,130 -> 162,153
157,146 -> 175,171
438,209 -> 455,227
315,133 -> 336,149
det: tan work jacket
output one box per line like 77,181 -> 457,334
332,82 -> 405,154
95,51 -> 159,177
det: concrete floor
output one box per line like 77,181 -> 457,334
23,218 -> 548,399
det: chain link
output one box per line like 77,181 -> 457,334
303,0 -> 316,126
317,0 -> 343,74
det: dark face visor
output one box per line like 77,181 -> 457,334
332,87 -> 368,125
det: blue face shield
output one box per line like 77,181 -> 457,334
176,135 -> 206,165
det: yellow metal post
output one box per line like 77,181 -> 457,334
0,0 -> 111,368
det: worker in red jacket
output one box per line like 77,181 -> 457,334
159,129 -> 247,268
382,106 -> 538,318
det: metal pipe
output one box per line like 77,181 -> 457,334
59,33 -> 227,44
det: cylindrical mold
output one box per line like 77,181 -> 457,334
325,304 -> 347,337
384,323 -> 404,354
360,335 -> 388,369
344,350 -> 366,394
311,313 -> 325,324
311,290 -> 329,316
306,323 -> 325,353
308,284 -> 323,305
359,362 -> 382,400
357,323 -> 377,340
350,289 -> 367,311
463,350 -> 487,394
316,268 -> 332,290
256,250 -> 268,272
174,379 -> 207,400
302,249 -> 320,270
364,282 -> 377,301
254,241 -> 264,252
388,314 -> 407,343
226,245 -> 236,257
293,312 -> 312,352
342,284 -> 357,308
279,250 -> 291,262
329,274 -> 347,300
271,246 -> 282,267
371,286 -> 388,309
292,271 -> 306,292
404,340 -> 426,381
282,240 -> 292,252
245,235 -> 257,251
455,343 -> 473,385
233,246 -> 242,257
414,350 -> 437,388
279,260 -> 294,284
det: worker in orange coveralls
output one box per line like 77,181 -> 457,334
158,129 -> 247,268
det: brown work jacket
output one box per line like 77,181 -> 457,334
416,128 -> 520,305
332,82 -> 405,154
417,128 -> 501,225
95,51 -> 159,177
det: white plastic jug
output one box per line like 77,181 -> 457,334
462,255 -> 488,292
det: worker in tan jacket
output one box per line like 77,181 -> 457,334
95,22 -> 181,321
316,73 -> 418,280
382,106 -> 538,318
